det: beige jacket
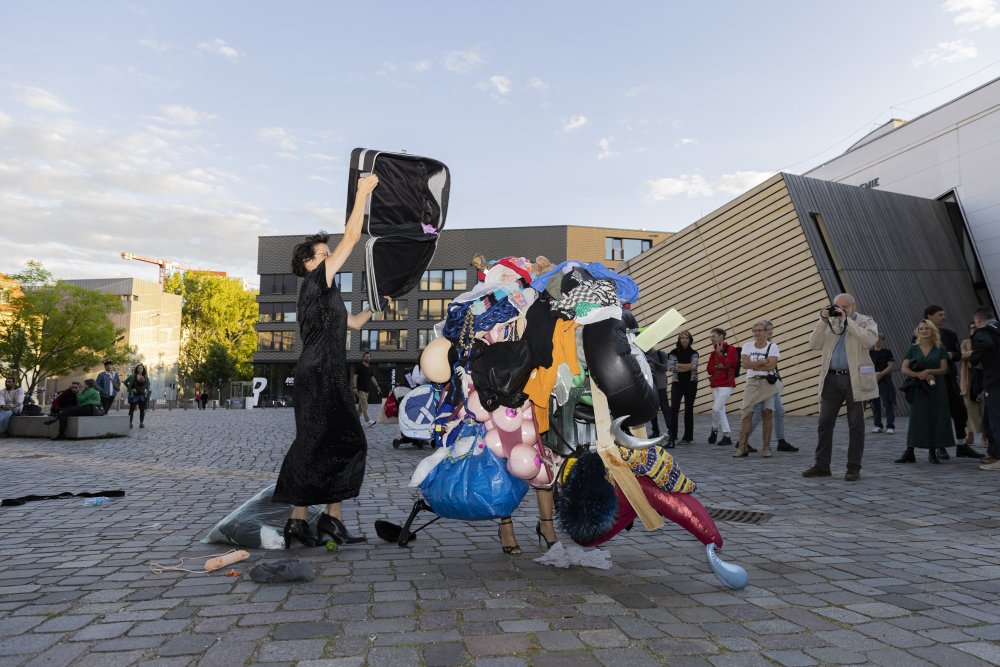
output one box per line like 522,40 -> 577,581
808,313 -> 880,402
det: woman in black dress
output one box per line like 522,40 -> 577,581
274,174 -> 385,548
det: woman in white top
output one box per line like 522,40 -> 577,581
734,321 -> 781,458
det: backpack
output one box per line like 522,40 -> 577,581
728,343 -> 741,378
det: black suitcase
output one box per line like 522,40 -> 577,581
346,148 -> 450,312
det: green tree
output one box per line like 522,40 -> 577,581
165,272 -> 258,395
0,264 -> 126,398
191,341 -> 238,399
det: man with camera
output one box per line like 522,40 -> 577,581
804,293 -> 879,481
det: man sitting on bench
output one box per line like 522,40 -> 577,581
46,378 -> 102,440
49,382 -> 81,416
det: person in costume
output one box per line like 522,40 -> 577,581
273,174 -> 388,548
125,364 -> 151,429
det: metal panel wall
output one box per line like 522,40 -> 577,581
785,173 -> 984,416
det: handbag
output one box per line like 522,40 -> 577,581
419,421 -> 528,521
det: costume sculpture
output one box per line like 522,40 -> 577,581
387,255 -> 749,590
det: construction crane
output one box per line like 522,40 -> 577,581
120,252 -> 227,287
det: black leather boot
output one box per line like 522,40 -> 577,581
894,448 -> 915,463
317,514 -> 366,545
283,518 -> 318,549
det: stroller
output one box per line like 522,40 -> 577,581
392,384 -> 435,450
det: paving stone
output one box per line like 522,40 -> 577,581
157,635 -> 217,657
22,642 -> 90,667
532,654 -> 603,667
422,641 -> 465,667
271,622 -> 341,641
0,634 -> 62,657
592,648 -> 660,667
257,640 -> 327,662
760,651 -> 818,667
464,633 -> 533,656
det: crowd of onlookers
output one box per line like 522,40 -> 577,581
0,361 -> 153,439
645,297 -> 1000,478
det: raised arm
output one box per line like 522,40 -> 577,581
325,175 -> 380,288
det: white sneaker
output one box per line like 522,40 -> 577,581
871,427 -> 882,433
367,420 -> 377,427
980,460 -> 1000,470
885,428 -> 894,434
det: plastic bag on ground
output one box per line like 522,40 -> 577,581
201,484 -> 324,550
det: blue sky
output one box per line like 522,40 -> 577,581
2,1 -> 1000,286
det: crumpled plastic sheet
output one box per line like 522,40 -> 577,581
532,541 -> 613,570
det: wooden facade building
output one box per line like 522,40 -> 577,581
623,173 -> 982,416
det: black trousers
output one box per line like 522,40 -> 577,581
100,395 -> 114,413
57,404 -> 96,434
670,381 -> 697,441
129,400 -> 147,423
649,387 -> 670,436
945,374 -> 968,441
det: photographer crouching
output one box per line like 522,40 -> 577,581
804,293 -> 879,481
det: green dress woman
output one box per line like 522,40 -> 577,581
898,321 -> 952,464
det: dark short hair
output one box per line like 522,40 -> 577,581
84,379 -> 96,388
104,360 -> 113,366
292,232 -> 331,277
710,327 -> 726,338
923,304 -> 944,319
974,306 -> 995,321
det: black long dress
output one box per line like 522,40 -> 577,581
273,266 -> 367,505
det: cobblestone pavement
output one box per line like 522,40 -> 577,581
1,406 -> 998,667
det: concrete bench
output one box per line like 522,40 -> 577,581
8,415 -> 130,439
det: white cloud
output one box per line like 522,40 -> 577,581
138,38 -> 173,52
17,86 -> 72,113
256,127 -> 298,151
443,48 -> 483,73
198,38 -> 243,63
597,137 -> 617,160
410,60 -> 433,73
675,137 -> 697,147
0,113 -> 268,282
644,171 -> 775,201
479,75 -> 512,96
159,104 -> 217,125
624,85 -> 649,98
0,111 -> 11,133
943,0 -> 1000,29
717,171 -> 775,194
912,39 -> 978,66
527,78 -> 549,93
562,115 -> 588,133
644,175 -> 713,201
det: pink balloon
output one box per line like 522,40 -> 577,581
498,427 -> 521,458
520,419 -> 537,446
484,419 -> 495,430
492,406 -> 524,432
531,463 -> 553,486
507,444 -> 542,480
466,390 -> 490,423
484,428 -> 506,458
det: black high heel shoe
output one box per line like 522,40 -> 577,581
894,448 -> 916,463
536,518 -> 557,549
498,518 -> 522,555
928,449 -> 940,464
283,518 -> 318,549
316,514 -> 366,545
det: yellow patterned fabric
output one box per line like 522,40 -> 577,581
616,446 -> 696,494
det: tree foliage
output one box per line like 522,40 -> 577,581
191,341 -> 238,396
165,272 -> 258,392
0,264 -> 126,397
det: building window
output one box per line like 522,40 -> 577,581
605,237 -> 651,261
418,298 -> 449,320
257,330 -> 296,352
359,329 -> 408,351
335,272 -> 353,292
417,329 -> 436,350
260,274 -> 298,295
421,269 -> 468,291
363,299 -> 408,321
258,302 -> 297,323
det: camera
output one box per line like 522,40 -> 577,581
765,374 -> 779,385
826,305 -> 841,317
